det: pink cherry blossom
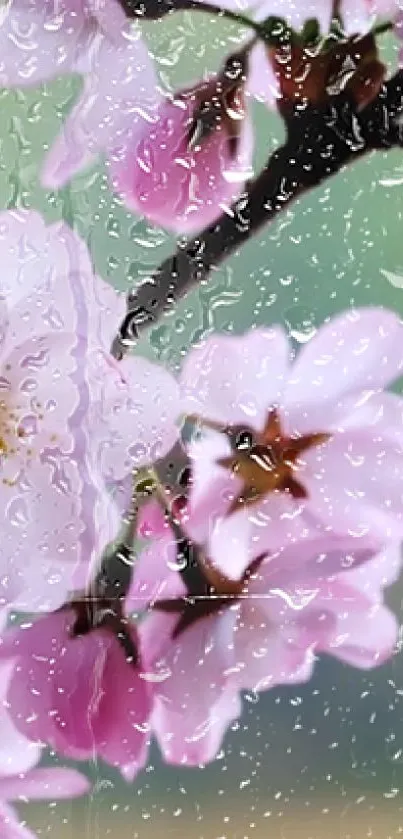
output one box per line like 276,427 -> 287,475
2,607 -> 152,779
180,309 -> 403,581
108,1 -> 337,231
0,0 -> 161,189
109,69 -> 254,234
0,659 -> 88,838
0,209 -> 179,618
126,500 -> 401,765
227,541 -> 402,692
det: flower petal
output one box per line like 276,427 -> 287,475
247,42 -> 279,107
339,0 -> 374,32
284,308 -> 403,435
0,210 -> 92,316
89,353 -> 180,481
0,768 -> 89,802
186,430 -> 237,544
337,544 -> 403,599
152,689 -> 241,766
304,429 -> 403,543
110,84 -> 254,234
127,502 -> 187,613
0,0 -> 90,88
319,599 -> 398,669
181,327 -> 290,431
233,599 -> 315,693
0,660 -> 41,777
143,609 -> 238,765
0,802 -> 35,839
5,610 -> 152,773
87,0 -> 128,41
42,29 -> 161,188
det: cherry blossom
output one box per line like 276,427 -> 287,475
0,0 -> 161,189
109,0 -> 391,231
108,1 -> 336,232
0,209 -> 179,619
2,607 -> 152,780
0,0 -> 392,227
180,309 -> 403,581
122,500 -> 402,765
110,68 -> 254,234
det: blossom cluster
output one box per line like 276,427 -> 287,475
0,0 -> 401,234
0,207 -> 402,834
0,0 -> 402,836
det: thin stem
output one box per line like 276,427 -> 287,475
373,19 -> 394,36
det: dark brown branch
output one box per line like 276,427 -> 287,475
111,70 -> 403,360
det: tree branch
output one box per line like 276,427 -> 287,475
111,70 -> 403,360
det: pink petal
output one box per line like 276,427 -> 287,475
337,390 -> 403,446
141,609 -> 236,729
0,300 -> 9,353
277,562 -> 400,670
1,331 -> 78,446
180,327 -> 290,431
46,619 -> 143,760
87,0 -> 128,41
0,802 -> 35,839
89,353 -> 180,481
137,498 -> 168,539
247,42 -> 279,107
0,210 -> 124,355
0,661 -> 41,777
0,468 -> 81,615
186,434 -> 330,581
42,31 -> 161,188
127,505 -> 186,614
110,82 -> 254,234
337,544 -> 403,599
0,768 -> 89,802
186,430 -> 237,544
0,210 -> 92,319
0,462 -> 119,616
339,0 -> 374,31
233,599 -> 315,693
208,491 -> 326,580
320,601 -> 398,669
208,509 -> 254,581
283,308 -> 403,435
152,689 -> 241,766
245,527 -> 380,584
90,636 -> 152,774
304,429 -> 403,543
6,611 -> 152,773
0,0 -> 90,88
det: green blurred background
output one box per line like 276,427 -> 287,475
4,16 -> 403,838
